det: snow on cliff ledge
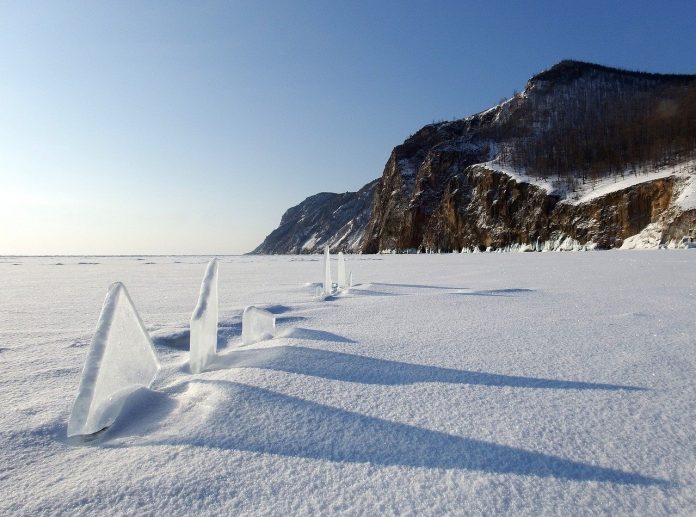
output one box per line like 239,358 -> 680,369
483,159 -> 696,206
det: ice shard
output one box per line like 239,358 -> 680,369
323,246 -> 332,295
337,252 -> 346,289
242,306 -> 276,345
349,271 -> 353,288
67,282 -> 160,437
190,258 -> 219,374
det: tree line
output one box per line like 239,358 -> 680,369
496,75 -> 696,186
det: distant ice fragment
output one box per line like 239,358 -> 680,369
190,259 -> 219,374
337,252 -> 347,289
67,282 -> 160,437
349,271 -> 353,288
323,246 -> 332,295
242,306 -> 276,345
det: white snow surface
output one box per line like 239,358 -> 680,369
675,172 -> 696,212
1,253 -> 696,514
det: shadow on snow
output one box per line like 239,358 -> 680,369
102,382 -> 666,486
454,288 -> 535,297
210,345 -> 643,391
152,320 -> 242,351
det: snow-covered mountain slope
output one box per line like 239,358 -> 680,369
253,180 -> 378,254
256,61 -> 696,253
2,254 -> 696,514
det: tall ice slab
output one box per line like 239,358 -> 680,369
323,246 -> 332,295
67,282 -> 160,437
190,258 -> 219,373
337,252 -> 346,289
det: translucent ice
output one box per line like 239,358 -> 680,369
67,282 -> 160,437
337,252 -> 347,289
190,258 -> 219,374
323,246 -> 332,295
242,306 -> 276,345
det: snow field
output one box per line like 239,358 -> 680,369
0,252 -> 695,514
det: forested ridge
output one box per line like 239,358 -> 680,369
497,61 -> 696,186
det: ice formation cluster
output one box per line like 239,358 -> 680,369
69,251 -> 355,437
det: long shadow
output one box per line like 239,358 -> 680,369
152,321 -> 242,351
455,288 -> 535,297
283,327 -> 356,343
152,328 -> 190,350
371,282 -> 468,290
327,289 -> 397,299
110,380 -> 666,486
265,305 -> 293,315
211,346 -> 643,391
275,316 -> 307,326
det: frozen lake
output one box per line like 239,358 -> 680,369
1,252 -> 695,514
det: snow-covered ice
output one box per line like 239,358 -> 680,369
2,252 -> 696,514
189,259 -> 219,374
67,282 -> 160,437
242,306 -> 276,345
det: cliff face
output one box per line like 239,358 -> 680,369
254,61 -> 696,254
412,166 -> 694,252
417,165 -> 557,252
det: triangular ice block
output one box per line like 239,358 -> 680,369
67,282 -> 160,437
190,258 -> 219,373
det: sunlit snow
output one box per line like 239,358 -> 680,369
1,252 -> 695,514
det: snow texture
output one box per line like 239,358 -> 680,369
67,282 -> 160,437
3,253 -> 696,514
323,246 -> 332,295
675,173 -> 696,211
242,306 -> 276,345
337,252 -> 347,289
189,259 -> 219,373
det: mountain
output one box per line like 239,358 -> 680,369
255,60 -> 696,254
253,180 -> 378,254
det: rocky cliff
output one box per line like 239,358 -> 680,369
255,61 -> 696,254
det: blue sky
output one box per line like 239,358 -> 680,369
2,0 -> 695,254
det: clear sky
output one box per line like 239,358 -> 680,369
2,0 -> 695,255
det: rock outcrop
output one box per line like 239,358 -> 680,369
255,61 -> 696,253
